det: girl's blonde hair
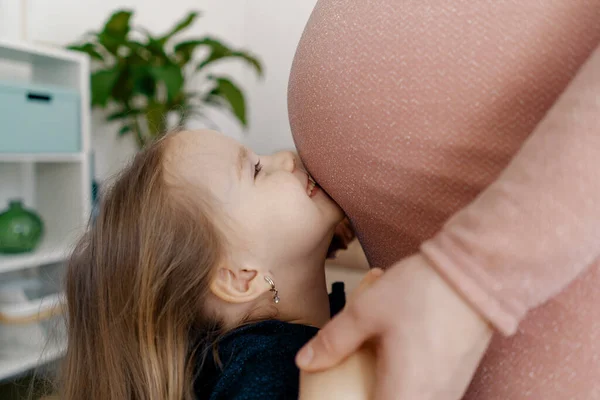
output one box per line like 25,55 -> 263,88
60,134 -> 225,400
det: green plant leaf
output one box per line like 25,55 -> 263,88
131,66 -> 156,97
149,64 -> 184,101
228,51 -> 263,76
110,66 -> 135,104
206,76 -> 247,127
147,36 -> 170,59
68,9 -> 259,141
118,124 -> 133,136
145,101 -> 167,137
91,68 -> 120,106
173,39 -> 204,66
97,33 -> 123,55
159,11 -> 200,44
107,108 -> 143,121
117,39 -> 149,61
103,10 -> 133,38
124,28 -> 169,61
97,10 -> 133,54
67,43 -> 103,61
194,37 -> 263,77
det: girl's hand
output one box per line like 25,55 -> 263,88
297,254 -> 493,400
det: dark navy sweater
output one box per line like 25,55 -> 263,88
194,282 -> 346,400
194,321 -> 319,400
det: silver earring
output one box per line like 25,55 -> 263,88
264,276 -> 280,304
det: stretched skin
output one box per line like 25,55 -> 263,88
288,1 -> 600,398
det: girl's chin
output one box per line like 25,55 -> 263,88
317,194 -> 344,219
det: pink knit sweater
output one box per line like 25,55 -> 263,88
289,1 -> 600,398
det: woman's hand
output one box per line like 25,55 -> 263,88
299,269 -> 382,400
296,254 -> 494,400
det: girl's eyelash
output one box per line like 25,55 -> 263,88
254,160 -> 262,178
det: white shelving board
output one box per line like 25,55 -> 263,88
0,343 -> 64,383
0,239 -> 72,275
0,153 -> 85,163
0,38 -> 91,382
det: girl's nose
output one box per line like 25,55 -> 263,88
274,151 -> 296,173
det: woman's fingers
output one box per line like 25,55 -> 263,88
349,268 -> 384,302
297,268 -> 383,371
296,298 -> 376,372
374,337 -> 404,400
298,254 -> 492,400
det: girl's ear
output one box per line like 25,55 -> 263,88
210,264 -> 270,304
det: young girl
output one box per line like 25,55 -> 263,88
60,129 -> 375,400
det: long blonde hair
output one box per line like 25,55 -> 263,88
60,135 -> 225,400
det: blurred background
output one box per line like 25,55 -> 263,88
0,1 -> 367,397
0,0 -> 320,179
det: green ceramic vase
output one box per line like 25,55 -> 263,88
0,200 -> 44,254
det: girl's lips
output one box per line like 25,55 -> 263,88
306,176 -> 318,197
297,163 -> 318,198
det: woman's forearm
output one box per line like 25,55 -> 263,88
422,44 -> 600,335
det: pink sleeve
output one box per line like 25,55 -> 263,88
421,44 -> 600,336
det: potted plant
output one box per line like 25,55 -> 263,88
68,9 -> 262,148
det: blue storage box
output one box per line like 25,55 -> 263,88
0,80 -> 80,153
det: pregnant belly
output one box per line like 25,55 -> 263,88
464,259 -> 600,399
288,0 -> 600,268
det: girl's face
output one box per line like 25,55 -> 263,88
168,130 -> 344,272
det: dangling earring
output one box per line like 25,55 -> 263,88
264,276 -> 280,304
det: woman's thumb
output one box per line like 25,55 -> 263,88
296,302 -> 373,372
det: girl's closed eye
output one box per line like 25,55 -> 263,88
254,160 -> 262,178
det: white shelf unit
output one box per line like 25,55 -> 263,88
0,342 -> 64,383
0,39 -> 91,382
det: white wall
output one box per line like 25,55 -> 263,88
241,0 -> 318,154
0,0 -> 318,178
0,1 -> 23,40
